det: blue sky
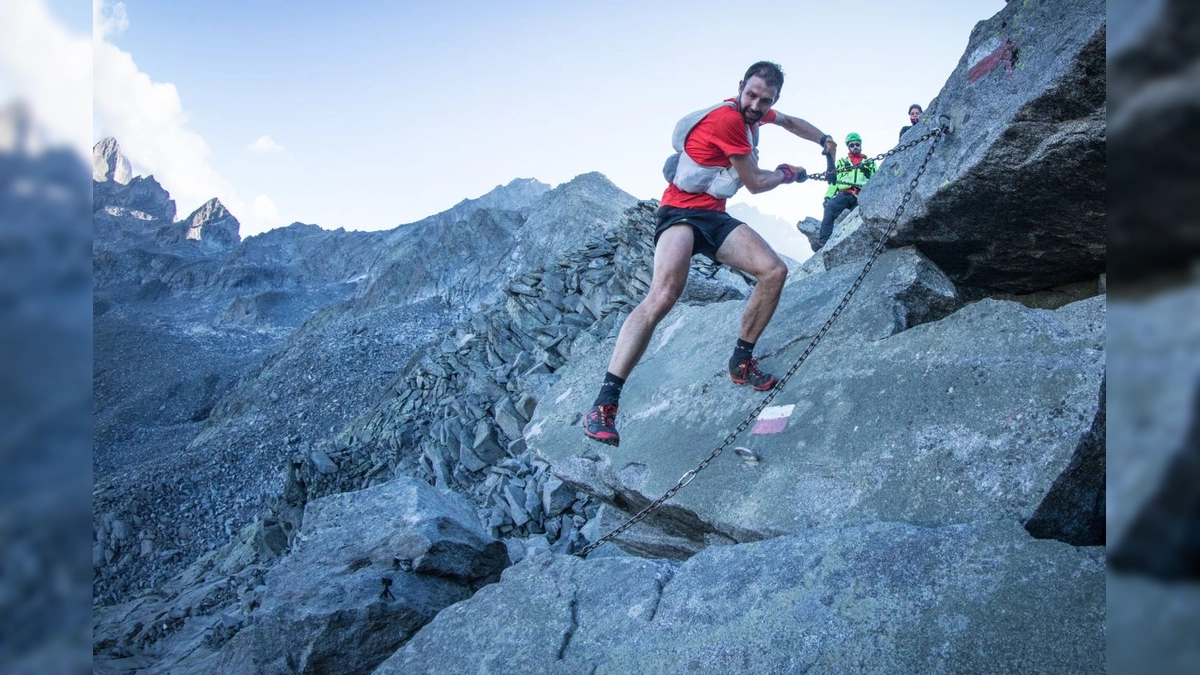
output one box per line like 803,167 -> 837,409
14,1 -> 1002,254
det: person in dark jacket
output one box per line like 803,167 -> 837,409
899,103 -> 923,141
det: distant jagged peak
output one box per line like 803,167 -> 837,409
503,177 -> 549,191
560,171 -> 617,189
93,136 -> 133,185
183,197 -> 241,248
186,197 -> 232,223
448,177 -> 551,214
541,171 -> 630,203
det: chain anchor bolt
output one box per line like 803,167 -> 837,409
733,447 -> 761,465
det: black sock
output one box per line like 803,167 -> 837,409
593,371 -> 626,407
730,338 -> 755,368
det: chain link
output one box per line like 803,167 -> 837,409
573,125 -> 947,559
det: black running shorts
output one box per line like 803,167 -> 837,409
653,205 -> 744,263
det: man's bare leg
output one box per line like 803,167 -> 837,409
716,223 -> 788,343
607,224 -> 695,377
715,224 -> 788,389
583,224 -> 694,446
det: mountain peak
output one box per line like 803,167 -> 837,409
93,137 -> 133,185
443,178 -> 551,217
183,197 -> 241,249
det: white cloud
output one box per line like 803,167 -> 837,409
248,194 -> 285,233
93,0 -> 127,39
247,135 -> 284,154
0,0 -> 93,157
90,0 -> 285,236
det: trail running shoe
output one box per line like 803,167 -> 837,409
582,403 -> 620,446
730,358 -> 778,391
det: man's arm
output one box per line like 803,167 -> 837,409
771,112 -> 837,157
729,153 -> 789,194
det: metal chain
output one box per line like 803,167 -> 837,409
804,126 -> 943,183
574,124 -> 948,559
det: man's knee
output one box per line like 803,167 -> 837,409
640,282 -> 685,319
755,255 -> 788,289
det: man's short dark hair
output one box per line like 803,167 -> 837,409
744,61 -> 785,92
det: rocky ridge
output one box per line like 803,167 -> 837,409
92,144 -> 562,604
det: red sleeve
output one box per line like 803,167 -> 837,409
761,109 -> 778,125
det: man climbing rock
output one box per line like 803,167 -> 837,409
583,61 -> 836,447
809,133 -> 877,251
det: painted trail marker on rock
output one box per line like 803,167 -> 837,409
751,404 -> 795,435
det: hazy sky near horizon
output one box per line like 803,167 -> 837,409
10,1 -> 1001,241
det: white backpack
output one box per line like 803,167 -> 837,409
661,101 -> 759,199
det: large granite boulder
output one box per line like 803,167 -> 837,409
214,478 -> 509,675
821,0 -> 1105,293
378,521 -> 1104,674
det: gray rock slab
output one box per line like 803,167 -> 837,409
678,268 -> 748,306
795,215 -> 821,247
530,283 -> 1103,557
216,478 -> 509,675
375,521 -> 1104,674
492,395 -> 526,441
472,419 -> 507,467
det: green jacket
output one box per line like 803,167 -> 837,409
825,156 -> 877,198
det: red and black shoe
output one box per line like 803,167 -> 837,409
730,358 -> 778,391
582,403 -> 620,446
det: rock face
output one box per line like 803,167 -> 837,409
821,0 -> 1105,294
1108,0 -> 1200,282
532,263 -> 1102,558
380,521 -> 1103,674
